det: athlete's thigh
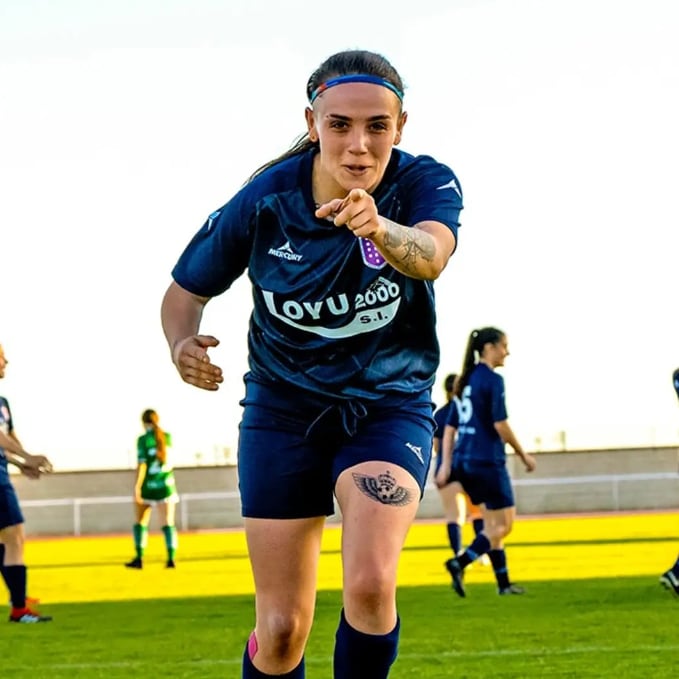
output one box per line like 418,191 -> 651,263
246,516 -> 325,615
336,460 -> 420,579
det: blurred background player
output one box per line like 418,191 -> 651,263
433,373 -> 487,563
659,367 -> 679,597
125,409 -> 179,569
0,343 -> 53,623
444,327 -> 536,597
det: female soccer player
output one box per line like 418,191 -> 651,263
433,374 -> 485,560
444,327 -> 536,597
0,343 -> 53,623
161,49 -> 463,678
125,409 -> 178,569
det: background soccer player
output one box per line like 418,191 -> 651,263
0,343 -> 53,623
433,373 -> 486,562
444,327 -> 536,597
161,49 -> 463,678
125,409 -> 179,569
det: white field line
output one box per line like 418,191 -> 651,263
45,644 -> 679,670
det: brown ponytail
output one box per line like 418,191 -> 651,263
454,327 -> 505,398
141,409 -> 166,464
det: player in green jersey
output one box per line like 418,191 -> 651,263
125,409 -> 178,569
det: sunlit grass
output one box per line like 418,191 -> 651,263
6,511 -> 678,678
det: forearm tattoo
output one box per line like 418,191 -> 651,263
382,219 -> 436,276
352,470 -> 416,506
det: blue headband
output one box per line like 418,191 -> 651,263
309,74 -> 404,104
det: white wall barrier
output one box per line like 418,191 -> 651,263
19,471 -> 679,536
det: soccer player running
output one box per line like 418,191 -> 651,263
659,367 -> 679,597
0,343 -> 53,623
161,49 -> 462,678
125,409 -> 179,569
445,328 -> 536,597
433,373 -> 486,561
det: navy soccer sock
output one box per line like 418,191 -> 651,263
472,517 -> 484,536
242,632 -> 305,678
488,548 -> 511,589
333,608 -> 400,679
446,522 -> 461,554
4,564 -> 27,609
670,557 -> 679,577
456,533 -> 491,569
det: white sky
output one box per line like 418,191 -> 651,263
1,0 -> 678,470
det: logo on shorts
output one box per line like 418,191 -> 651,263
268,240 -> 303,262
405,442 -> 425,465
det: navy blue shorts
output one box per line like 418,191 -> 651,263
237,379 -> 435,519
454,460 -> 514,510
0,481 -> 25,530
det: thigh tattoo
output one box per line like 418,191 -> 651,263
352,469 -> 415,506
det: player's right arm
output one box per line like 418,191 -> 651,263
0,431 -> 52,477
435,424 -> 456,488
160,281 -> 224,391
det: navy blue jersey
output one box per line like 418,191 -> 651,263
454,364 -> 508,465
433,398 -> 461,444
0,396 -> 14,485
172,148 -> 463,401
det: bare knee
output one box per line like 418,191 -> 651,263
486,522 -> 512,546
343,566 -> 395,625
0,526 -> 25,564
257,610 -> 309,668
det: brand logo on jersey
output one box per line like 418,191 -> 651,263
261,276 -> 401,339
404,442 -> 425,465
359,238 -> 387,269
206,210 -> 221,231
436,178 -> 462,198
268,240 -> 303,262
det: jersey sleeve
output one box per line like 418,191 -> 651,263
433,405 -> 447,439
445,400 -> 460,428
490,374 -> 509,423
171,187 -> 255,298
400,155 -> 463,242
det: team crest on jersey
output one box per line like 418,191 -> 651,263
359,238 -> 386,269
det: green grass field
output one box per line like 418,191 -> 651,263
4,512 -> 679,678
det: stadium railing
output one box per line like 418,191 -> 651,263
19,471 -> 679,536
